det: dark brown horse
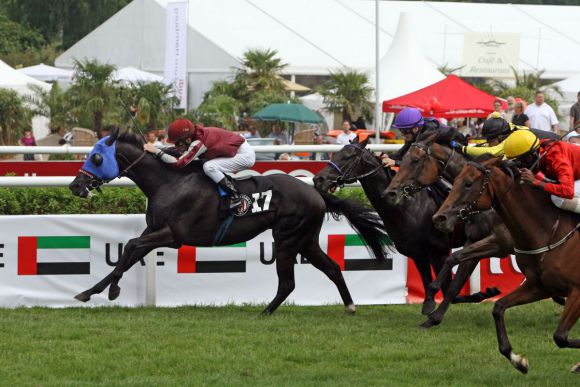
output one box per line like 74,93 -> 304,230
383,131 -> 512,328
432,155 -> 580,374
314,137 -> 465,315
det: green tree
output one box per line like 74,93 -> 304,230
67,58 -> 119,132
194,94 -> 241,129
317,69 -> 374,122
0,13 -> 45,66
128,81 -> 179,131
0,88 -> 30,145
26,83 -> 72,131
235,48 -> 287,93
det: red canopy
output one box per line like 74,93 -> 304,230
382,75 -> 506,119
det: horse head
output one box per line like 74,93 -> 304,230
432,155 -> 502,233
383,131 -> 442,205
69,127 -> 145,198
313,136 -> 380,193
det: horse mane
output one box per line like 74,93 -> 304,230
417,126 -> 467,146
118,131 -> 145,146
470,153 -> 522,181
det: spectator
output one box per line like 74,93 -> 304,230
487,99 -> 505,119
505,96 -> 516,122
19,128 -> 36,161
336,120 -> 357,145
268,125 -> 289,145
569,91 -> 580,131
563,125 -> 580,143
244,125 -> 261,139
146,131 -> 162,147
511,102 -> 531,127
310,132 -> 329,160
524,91 -> 559,132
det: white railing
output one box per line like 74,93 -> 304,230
0,176 -> 363,188
0,144 -> 402,154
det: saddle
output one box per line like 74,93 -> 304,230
218,175 -> 274,218
225,175 -> 273,195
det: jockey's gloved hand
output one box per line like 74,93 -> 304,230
450,140 -> 460,149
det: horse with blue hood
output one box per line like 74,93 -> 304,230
69,127 -> 390,315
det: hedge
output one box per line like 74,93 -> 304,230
0,187 -> 370,215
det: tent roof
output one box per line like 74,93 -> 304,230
56,0 -> 580,79
383,75 -> 500,119
112,66 -> 163,83
377,12 -> 444,102
0,60 -> 51,95
17,63 -> 73,82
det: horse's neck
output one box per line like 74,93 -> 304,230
360,169 -> 406,220
126,156 -> 197,197
492,170 -> 560,251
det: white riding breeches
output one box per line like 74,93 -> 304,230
202,141 -> 256,183
551,179 -> 580,214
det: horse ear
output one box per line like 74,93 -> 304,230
351,135 -> 360,144
105,126 -> 119,146
420,131 -> 439,145
480,156 -> 502,168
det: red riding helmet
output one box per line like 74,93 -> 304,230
167,118 -> 195,143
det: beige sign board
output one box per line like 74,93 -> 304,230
461,32 -> 520,78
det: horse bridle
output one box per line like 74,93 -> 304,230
327,144 -> 383,188
456,161 -> 491,221
401,142 -> 455,199
79,150 -> 147,191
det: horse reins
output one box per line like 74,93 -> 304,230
327,144 -> 382,187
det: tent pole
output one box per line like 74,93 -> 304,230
374,0 -> 381,141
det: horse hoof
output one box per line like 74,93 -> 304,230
74,292 -> 91,303
571,362 -> 580,373
345,304 -> 356,315
552,296 -> 566,306
421,300 -> 436,316
419,317 -> 440,330
510,353 -> 529,374
108,286 -> 120,301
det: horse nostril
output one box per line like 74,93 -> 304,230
313,176 -> 323,186
383,190 -> 396,201
432,214 -> 447,225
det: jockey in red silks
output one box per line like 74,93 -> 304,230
144,118 -> 256,208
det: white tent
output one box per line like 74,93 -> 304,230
17,63 -> 73,82
55,0 -> 580,108
112,66 -> 163,83
376,12 -> 445,103
0,60 -> 51,95
552,73 -> 580,104
299,93 -> 334,130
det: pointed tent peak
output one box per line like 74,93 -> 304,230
112,67 -> 163,83
18,63 -> 73,82
377,12 -> 444,102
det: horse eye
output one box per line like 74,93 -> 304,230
91,153 -> 103,167
464,180 -> 473,188
411,158 -> 419,164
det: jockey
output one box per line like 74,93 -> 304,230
451,112 -> 560,157
144,118 -> 256,209
504,130 -> 580,214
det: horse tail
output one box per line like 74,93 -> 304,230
317,189 -> 390,262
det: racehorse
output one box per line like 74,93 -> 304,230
432,155 -> 580,374
68,128 -> 389,315
383,130 -> 512,328
314,137 -> 467,315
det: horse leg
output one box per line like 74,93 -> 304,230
300,241 -> 356,315
75,226 -> 176,302
430,253 -> 452,302
420,259 -> 479,329
553,288 -> 580,351
261,239 -> 299,316
413,258 -> 436,316
493,282 -> 548,374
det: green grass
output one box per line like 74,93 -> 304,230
0,301 -> 577,386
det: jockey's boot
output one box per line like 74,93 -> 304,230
218,178 -> 242,210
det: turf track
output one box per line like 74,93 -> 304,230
0,301 -> 577,386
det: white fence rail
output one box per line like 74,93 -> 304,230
0,144 -> 402,155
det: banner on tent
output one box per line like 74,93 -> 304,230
461,32 -> 520,78
163,0 -> 188,109
0,215 -> 407,307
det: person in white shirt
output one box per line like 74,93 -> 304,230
524,91 -> 559,133
336,120 -> 357,145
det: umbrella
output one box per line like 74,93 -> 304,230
253,103 -> 323,123
112,67 -> 163,84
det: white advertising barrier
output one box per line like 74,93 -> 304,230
0,215 -> 406,307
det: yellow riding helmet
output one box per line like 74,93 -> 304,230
503,130 -> 540,159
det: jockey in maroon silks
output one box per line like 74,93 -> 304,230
144,119 -> 256,208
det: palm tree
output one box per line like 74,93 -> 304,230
0,88 -> 30,145
26,83 -> 73,131
129,81 -> 179,131
235,48 -> 287,93
68,58 -> 118,132
317,69 -> 374,122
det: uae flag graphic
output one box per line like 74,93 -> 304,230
327,234 -> 393,271
178,242 -> 246,273
18,236 -> 91,275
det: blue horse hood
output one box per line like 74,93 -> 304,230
81,136 -> 119,180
